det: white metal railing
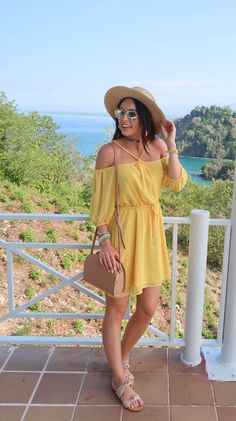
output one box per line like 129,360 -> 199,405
0,212 -> 231,351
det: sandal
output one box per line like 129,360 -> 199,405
112,378 -> 143,412
123,362 -> 135,387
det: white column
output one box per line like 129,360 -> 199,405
181,209 -> 210,366
220,158 -> 236,367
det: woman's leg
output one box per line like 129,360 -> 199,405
102,294 -> 129,383
102,293 -> 143,409
121,286 -> 161,363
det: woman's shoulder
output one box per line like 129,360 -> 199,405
95,142 -> 115,169
151,137 -> 168,158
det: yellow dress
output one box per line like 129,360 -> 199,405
90,141 -> 188,296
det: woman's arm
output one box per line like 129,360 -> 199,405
161,120 -> 182,180
94,143 -> 120,273
95,143 -> 115,170
95,143 -> 114,244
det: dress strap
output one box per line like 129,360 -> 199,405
112,140 -> 144,161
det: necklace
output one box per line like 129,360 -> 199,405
125,137 -> 142,142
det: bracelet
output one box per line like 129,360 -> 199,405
97,231 -> 110,238
168,148 -> 178,154
99,235 -> 111,246
98,233 -> 111,241
99,233 -> 111,246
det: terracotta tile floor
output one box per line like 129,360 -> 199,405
0,345 -> 236,420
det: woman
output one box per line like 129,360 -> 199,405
90,86 -> 187,411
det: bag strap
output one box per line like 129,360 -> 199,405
112,142 -> 126,260
90,143 -> 125,257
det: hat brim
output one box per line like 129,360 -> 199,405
104,86 -> 166,132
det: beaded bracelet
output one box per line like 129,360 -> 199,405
97,231 -> 110,238
168,148 -> 178,154
98,232 -> 110,241
99,234 -> 111,246
99,233 -> 111,246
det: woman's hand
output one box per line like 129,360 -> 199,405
99,241 -> 120,273
161,120 -> 176,149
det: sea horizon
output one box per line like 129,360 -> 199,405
20,107 -> 186,121
21,110 -> 212,185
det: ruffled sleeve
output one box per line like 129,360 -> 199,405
161,156 -> 188,192
90,167 -> 115,226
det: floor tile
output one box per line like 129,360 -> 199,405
46,346 -> 91,371
213,381 -> 236,405
169,373 -> 214,405
24,406 -> 74,421
32,373 -> 83,404
122,406 -> 169,420
0,372 -> 40,403
5,346 -> 51,371
217,407 -> 236,421
168,348 -> 206,374
130,348 -> 167,373
0,406 -> 26,420
1,344 -> 236,419
0,346 -> 13,369
87,347 -> 111,372
171,405 -> 217,421
73,406 -> 121,420
133,373 -> 168,405
78,373 -> 118,405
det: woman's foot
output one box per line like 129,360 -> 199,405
112,377 -> 143,411
123,362 -> 135,386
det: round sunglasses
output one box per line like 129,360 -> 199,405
114,107 -> 139,121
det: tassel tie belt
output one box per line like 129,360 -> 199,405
118,202 -> 160,244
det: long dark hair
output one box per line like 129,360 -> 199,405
112,97 -> 156,153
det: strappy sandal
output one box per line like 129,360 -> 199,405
112,378 -> 143,412
123,362 -> 135,387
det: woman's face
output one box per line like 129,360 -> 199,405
117,98 -> 142,138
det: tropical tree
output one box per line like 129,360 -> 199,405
175,105 -> 236,159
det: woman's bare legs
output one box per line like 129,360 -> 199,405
121,287 -> 161,365
102,294 -> 143,409
102,294 -> 129,381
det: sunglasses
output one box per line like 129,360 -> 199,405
114,107 -> 139,121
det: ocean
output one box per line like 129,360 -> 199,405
47,112 -> 211,185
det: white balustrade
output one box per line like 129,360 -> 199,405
181,210 -> 210,366
0,210 -> 234,380
220,158 -> 236,367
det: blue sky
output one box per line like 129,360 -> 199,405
1,0 -> 236,116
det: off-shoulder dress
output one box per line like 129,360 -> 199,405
90,141 -> 188,296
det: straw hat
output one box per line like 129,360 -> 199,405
104,86 -> 166,132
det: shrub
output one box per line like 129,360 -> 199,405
21,202 -> 35,213
79,221 -> 95,232
72,320 -> 84,333
56,200 -> 70,214
161,179 -> 233,268
30,268 -> 41,280
49,275 -> 57,284
0,193 -> 8,202
24,285 -> 36,299
61,251 -> 80,270
19,229 -> 36,242
42,201 -> 52,211
14,322 -> 33,336
29,302 -> 45,312
12,190 -> 26,202
46,228 -> 58,243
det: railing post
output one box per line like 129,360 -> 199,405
220,157 -> 236,367
181,209 -> 210,366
